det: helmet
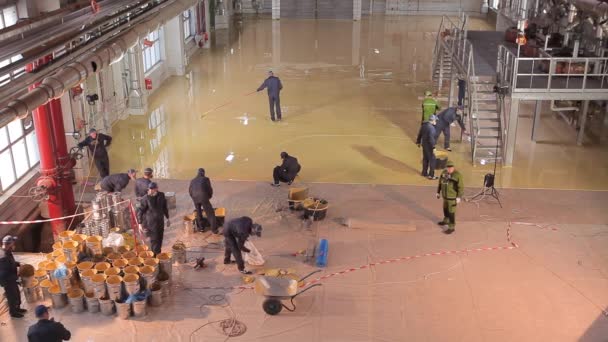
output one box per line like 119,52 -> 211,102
424,90 -> 433,97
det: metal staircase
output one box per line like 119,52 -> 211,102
431,16 -> 503,164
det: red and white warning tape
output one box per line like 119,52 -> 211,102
0,199 -> 131,225
304,245 -> 516,286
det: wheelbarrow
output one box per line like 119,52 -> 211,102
254,270 -> 322,315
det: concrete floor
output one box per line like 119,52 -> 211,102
108,16 -> 608,190
2,178 -> 608,341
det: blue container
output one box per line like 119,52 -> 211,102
316,239 -> 329,267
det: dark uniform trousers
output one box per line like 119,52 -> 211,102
223,236 -> 245,271
272,166 -> 291,184
422,145 -> 436,177
269,95 -> 282,121
194,200 -> 217,232
2,281 -> 21,314
95,156 -> 110,178
147,228 -> 164,255
435,121 -> 452,149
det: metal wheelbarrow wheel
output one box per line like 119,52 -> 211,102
263,298 -> 283,315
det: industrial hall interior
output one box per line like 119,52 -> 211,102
0,0 -> 607,341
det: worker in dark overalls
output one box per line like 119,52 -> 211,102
271,152 -> 301,187
257,71 -> 283,121
416,115 -> 438,180
0,235 -> 26,318
135,168 -> 153,199
78,128 -> 112,178
223,216 -> 262,275
189,168 -> 217,234
99,169 -> 137,193
137,182 -> 169,255
434,107 -> 466,151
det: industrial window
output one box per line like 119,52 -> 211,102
142,29 -> 163,73
0,55 -> 25,87
183,10 -> 194,40
148,105 -> 166,153
0,5 -> 18,30
0,118 -> 39,193
490,0 -> 499,9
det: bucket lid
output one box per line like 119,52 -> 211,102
49,285 -> 62,294
67,288 -> 83,298
117,246 -> 131,253
122,251 -> 137,259
94,262 -> 111,271
73,234 -> 87,242
138,251 -> 155,258
106,275 -> 123,284
40,279 -> 55,287
85,292 -> 96,299
59,231 -> 75,238
124,265 -> 140,274
157,252 -> 172,260
34,269 -> 47,278
92,274 -> 107,283
104,267 -> 121,276
52,241 -> 63,250
77,261 -> 94,271
128,257 -> 144,266
63,241 -> 78,249
86,235 -> 102,242
81,269 -> 98,278
55,255 -> 67,264
38,260 -> 51,269
135,245 -> 149,252
123,273 -> 139,282
26,279 -> 39,288
140,265 -> 155,275
143,258 -> 159,266
45,262 -> 59,271
65,261 -> 77,269
51,250 -> 64,257
102,247 -> 115,255
113,258 -> 128,268
107,252 -> 122,260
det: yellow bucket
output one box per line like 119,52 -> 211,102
94,262 -> 111,272
113,258 -> 129,269
143,258 -> 159,267
55,255 -> 67,264
72,234 -> 88,252
49,285 -> 62,294
128,257 -> 144,267
157,252 -> 171,261
34,269 -> 47,281
139,251 -> 155,259
104,267 -> 121,277
62,241 -> 79,262
124,265 -> 140,275
86,236 -> 103,255
68,288 -> 83,298
105,275 -> 123,300
135,244 -> 149,253
92,274 -> 107,283
123,273 -> 139,283
38,260 -> 51,269
77,261 -> 94,272
51,249 -> 64,258
81,269 -> 98,278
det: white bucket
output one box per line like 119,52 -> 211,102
49,286 -> 67,308
132,300 -> 147,317
56,270 -> 72,294
91,274 -> 107,299
85,293 -> 100,313
67,288 -> 85,313
160,280 -> 170,298
123,274 -> 140,296
106,275 -> 123,301
149,289 -> 163,307
115,301 -> 131,320
24,279 -> 41,303
99,298 -> 115,316
39,279 -> 55,300
157,252 -> 173,279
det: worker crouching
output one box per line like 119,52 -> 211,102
223,216 -> 263,275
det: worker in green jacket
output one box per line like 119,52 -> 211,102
421,90 -> 441,123
436,160 -> 464,234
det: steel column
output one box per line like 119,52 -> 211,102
531,100 -> 541,141
49,98 -> 76,219
577,100 -> 589,146
26,59 -> 65,236
504,98 -> 520,166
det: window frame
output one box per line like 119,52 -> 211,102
183,10 -> 194,41
142,28 -> 163,73
0,118 -> 39,193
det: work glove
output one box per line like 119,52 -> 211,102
456,197 -> 461,204
436,193 -> 440,199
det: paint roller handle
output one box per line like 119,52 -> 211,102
298,269 -> 322,282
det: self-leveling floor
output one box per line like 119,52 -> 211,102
108,16 -> 608,190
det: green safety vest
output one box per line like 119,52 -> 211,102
421,98 -> 440,123
438,170 -> 464,200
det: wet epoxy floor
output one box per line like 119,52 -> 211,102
109,16 -> 608,190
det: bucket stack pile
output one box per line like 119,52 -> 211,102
81,192 -> 132,237
28,236 -> 175,320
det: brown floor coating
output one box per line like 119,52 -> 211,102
2,179 -> 607,341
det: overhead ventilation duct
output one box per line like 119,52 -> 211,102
0,0 -> 198,127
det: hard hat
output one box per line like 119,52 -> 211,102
446,160 -> 455,167
425,90 -> 433,97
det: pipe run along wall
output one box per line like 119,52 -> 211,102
0,0 -> 199,128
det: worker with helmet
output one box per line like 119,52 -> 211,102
135,167 -> 154,199
436,160 -> 464,234
137,182 -> 169,255
421,90 -> 441,123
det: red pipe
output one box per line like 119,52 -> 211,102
26,59 -> 65,236
49,98 -> 76,219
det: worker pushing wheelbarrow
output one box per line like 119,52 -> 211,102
254,270 -> 322,315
